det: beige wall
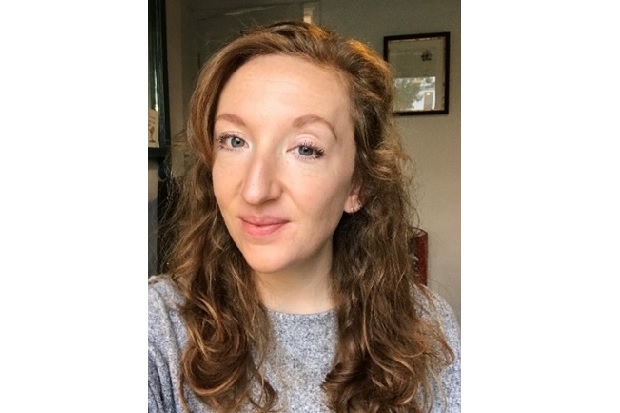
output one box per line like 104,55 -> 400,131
165,0 -> 461,323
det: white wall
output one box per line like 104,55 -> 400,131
165,0 -> 461,323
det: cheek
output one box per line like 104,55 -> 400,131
294,179 -> 351,216
211,163 -> 231,204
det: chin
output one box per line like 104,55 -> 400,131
242,258 -> 287,275
233,242 -> 280,270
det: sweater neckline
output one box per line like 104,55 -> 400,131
267,307 -> 335,322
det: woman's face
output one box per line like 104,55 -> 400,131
212,54 -> 358,279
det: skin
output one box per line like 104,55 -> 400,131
212,54 -> 360,314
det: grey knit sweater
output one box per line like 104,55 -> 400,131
148,276 -> 461,412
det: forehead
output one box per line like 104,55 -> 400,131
228,54 -> 348,89
217,54 -> 352,122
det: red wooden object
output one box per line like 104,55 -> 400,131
410,229 -> 428,285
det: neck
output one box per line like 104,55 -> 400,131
254,268 -> 334,314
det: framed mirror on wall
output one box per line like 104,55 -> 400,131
148,0 -> 170,158
384,32 -> 450,115
148,0 -> 171,277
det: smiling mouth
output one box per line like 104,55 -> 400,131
240,217 -> 289,237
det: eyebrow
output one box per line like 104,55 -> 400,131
215,113 -> 246,127
292,114 -> 337,140
215,113 -> 337,140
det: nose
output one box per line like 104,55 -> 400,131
241,150 -> 282,205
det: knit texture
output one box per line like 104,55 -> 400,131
148,276 -> 461,412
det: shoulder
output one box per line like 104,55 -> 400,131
148,275 -> 188,352
413,285 -> 460,340
148,276 -> 191,413
414,285 -> 461,412
149,275 -> 184,307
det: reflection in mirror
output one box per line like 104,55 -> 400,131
148,0 -> 169,152
394,77 -> 437,111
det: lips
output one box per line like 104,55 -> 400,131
240,216 -> 289,238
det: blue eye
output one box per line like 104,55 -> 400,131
230,136 -> 245,148
217,133 -> 247,150
297,145 -> 316,156
294,143 -> 324,159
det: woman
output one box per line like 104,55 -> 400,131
149,20 -> 460,413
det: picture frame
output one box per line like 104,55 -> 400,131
148,0 -> 170,157
383,32 -> 450,115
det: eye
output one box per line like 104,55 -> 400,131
230,136 -> 245,148
297,145 -> 317,156
217,133 -> 247,150
294,142 -> 324,159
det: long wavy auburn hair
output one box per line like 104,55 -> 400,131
163,20 -> 454,413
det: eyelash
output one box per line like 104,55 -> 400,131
216,133 -> 246,151
216,134 -> 325,159
294,140 -> 325,159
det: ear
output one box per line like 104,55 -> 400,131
344,183 -> 362,214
